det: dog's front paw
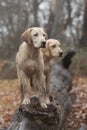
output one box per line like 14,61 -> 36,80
39,96 -> 47,108
45,96 -> 50,105
22,95 -> 30,105
40,102 -> 47,108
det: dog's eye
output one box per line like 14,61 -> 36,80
51,45 -> 56,48
33,33 -> 38,36
43,34 -> 46,37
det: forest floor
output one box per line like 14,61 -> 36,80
67,76 -> 87,130
0,77 -> 87,130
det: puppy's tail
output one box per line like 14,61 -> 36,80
61,50 -> 76,69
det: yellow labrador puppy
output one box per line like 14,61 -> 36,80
41,39 -> 63,96
16,27 -> 48,108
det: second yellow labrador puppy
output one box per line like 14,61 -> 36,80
41,39 -> 63,96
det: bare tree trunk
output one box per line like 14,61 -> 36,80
80,0 -> 87,46
46,9 -> 54,37
32,0 -> 39,27
63,0 -> 72,30
50,0 -> 65,39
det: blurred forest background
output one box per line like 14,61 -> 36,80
0,0 -> 87,78
0,0 -> 87,129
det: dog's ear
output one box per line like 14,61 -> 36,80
46,40 -> 50,48
41,48 -> 50,57
45,49 -> 50,57
21,28 -> 32,44
45,41 -> 51,57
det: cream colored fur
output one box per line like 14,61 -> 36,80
16,27 -> 49,108
41,39 -> 63,95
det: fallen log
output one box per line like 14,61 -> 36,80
7,50 -> 76,130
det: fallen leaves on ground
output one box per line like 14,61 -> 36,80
0,77 -> 87,129
0,79 -> 20,128
67,77 -> 87,130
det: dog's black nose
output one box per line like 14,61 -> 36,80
41,41 -> 46,48
59,52 -> 63,57
42,41 -> 46,46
